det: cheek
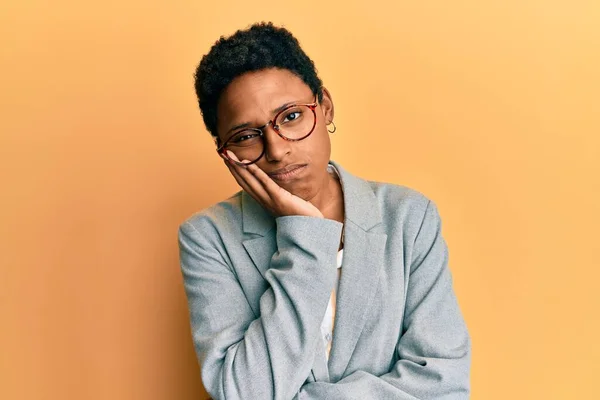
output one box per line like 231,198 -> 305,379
312,127 -> 332,157
296,131 -> 331,170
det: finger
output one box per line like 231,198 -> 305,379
244,162 -> 287,200
223,150 -> 286,209
224,160 -> 251,192
224,151 -> 257,182
243,163 -> 323,217
224,159 -> 255,193
225,150 -> 242,164
224,159 -> 271,205
225,151 -> 276,198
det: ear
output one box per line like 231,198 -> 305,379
320,86 -> 335,124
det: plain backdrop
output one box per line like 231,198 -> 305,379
1,1 -> 599,399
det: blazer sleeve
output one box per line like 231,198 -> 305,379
179,214 -> 343,400
297,200 -> 471,399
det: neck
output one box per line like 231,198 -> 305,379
311,169 -> 345,224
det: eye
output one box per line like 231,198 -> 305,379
282,110 -> 302,123
230,130 -> 261,143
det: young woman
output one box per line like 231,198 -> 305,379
179,22 -> 471,399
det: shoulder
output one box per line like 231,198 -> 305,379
367,180 -> 440,236
369,180 -> 431,217
179,191 -> 244,240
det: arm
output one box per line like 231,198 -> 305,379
297,200 -> 471,399
179,215 -> 343,400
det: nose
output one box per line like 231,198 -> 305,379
263,124 -> 291,162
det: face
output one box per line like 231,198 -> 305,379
216,68 -> 335,201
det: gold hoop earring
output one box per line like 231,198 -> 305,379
327,121 -> 337,134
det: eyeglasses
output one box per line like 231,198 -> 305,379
215,96 -> 318,166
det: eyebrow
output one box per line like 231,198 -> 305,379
225,100 -> 300,135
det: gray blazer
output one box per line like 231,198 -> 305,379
179,161 -> 471,400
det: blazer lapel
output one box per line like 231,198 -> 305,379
327,161 -> 388,382
241,191 -> 276,280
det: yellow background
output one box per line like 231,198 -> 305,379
2,1 -> 599,399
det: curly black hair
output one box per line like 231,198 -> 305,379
194,22 -> 324,136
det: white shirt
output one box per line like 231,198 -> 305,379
321,249 -> 343,360
320,164 -> 344,360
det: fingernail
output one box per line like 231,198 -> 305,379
226,150 -> 239,162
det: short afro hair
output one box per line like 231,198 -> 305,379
194,22 -> 324,136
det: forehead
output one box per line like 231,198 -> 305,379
216,68 -> 312,134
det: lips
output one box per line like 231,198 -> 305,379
267,164 -> 307,182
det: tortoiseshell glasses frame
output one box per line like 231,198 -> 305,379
215,96 -> 319,166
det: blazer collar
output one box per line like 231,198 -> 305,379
241,160 -> 382,235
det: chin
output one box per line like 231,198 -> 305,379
283,181 -> 314,200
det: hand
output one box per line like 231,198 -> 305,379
224,151 -> 323,218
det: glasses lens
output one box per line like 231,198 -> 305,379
276,105 -> 315,140
223,129 -> 264,164
222,105 -> 315,164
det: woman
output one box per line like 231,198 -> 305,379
179,22 -> 471,399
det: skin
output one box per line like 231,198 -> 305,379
215,68 -> 344,225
